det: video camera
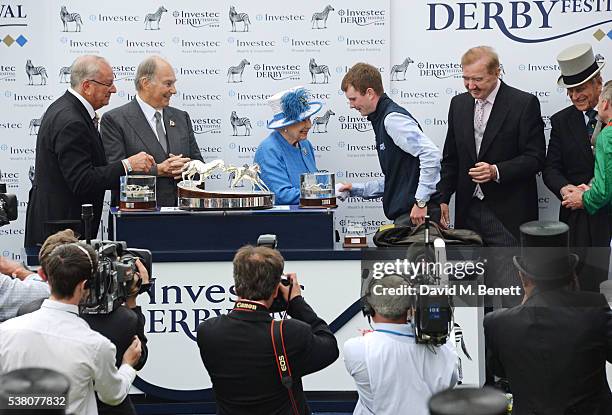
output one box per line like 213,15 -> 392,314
0,172 -> 18,227
80,240 -> 153,314
361,217 -> 453,346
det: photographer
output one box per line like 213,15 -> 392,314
196,245 -> 339,415
343,275 -> 458,415
0,243 -> 142,415
15,229 -> 149,415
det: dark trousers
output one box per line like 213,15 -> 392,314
464,199 -> 521,307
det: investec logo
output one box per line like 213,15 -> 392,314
338,218 -> 387,234
199,145 -> 222,154
180,92 -> 222,108
116,37 -> 165,50
415,60 -> 462,79
337,8 -> 385,26
227,37 -> 276,51
192,118 -> 222,135
89,13 -> 140,23
172,37 -> 221,54
0,119 -> 22,130
177,66 -> 221,77
337,141 -> 377,158
0,171 -> 19,190
61,38 -> 110,49
0,143 -> 35,161
252,63 -> 300,81
427,1 -> 612,43
255,12 -> 305,22
282,36 -> 331,52
337,114 -> 372,132
0,65 -> 16,82
172,9 -> 220,27
8,91 -> 54,107
229,90 -> 272,107
229,142 -> 258,160
340,36 -> 386,49
112,65 -> 136,81
390,88 -> 440,105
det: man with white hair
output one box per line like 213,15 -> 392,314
24,55 -> 154,247
343,275 -> 458,415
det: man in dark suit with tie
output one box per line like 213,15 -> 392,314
438,46 -> 546,301
24,55 -> 154,247
543,43 -> 610,292
101,56 -> 203,207
484,220 -> 612,415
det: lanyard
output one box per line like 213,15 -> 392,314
375,329 -> 415,338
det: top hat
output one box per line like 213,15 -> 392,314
512,220 -> 578,280
428,387 -> 508,415
557,43 -> 605,88
266,86 -> 322,130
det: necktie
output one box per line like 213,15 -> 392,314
154,111 -> 168,153
474,99 -> 487,155
92,113 -> 99,130
586,109 -> 598,140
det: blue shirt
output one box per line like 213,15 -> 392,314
254,131 -> 317,205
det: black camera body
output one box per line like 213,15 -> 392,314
0,181 -> 18,227
80,240 -> 152,315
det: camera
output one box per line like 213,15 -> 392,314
80,240 -> 153,314
0,175 -> 18,227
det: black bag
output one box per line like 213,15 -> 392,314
373,222 -> 483,247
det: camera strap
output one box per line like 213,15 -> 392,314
270,319 -> 300,415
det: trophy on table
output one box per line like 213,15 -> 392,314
177,159 -> 274,210
343,215 -> 368,248
119,175 -> 157,211
299,172 -> 337,209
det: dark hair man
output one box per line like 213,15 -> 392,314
338,62 -> 441,226
196,245 -> 339,415
24,55 -> 155,247
0,243 -> 143,415
344,275 -> 458,415
543,43 -> 610,292
484,221 -> 612,414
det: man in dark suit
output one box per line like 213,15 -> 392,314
438,46 -> 545,302
24,55 -> 154,247
197,245 -> 339,415
484,220 -> 612,415
101,56 -> 203,207
543,43 -> 610,292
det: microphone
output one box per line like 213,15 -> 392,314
81,204 -> 93,244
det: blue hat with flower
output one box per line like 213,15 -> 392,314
267,86 -> 323,129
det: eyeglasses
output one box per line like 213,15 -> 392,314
87,79 -> 114,88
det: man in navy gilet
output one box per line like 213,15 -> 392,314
338,63 -> 441,226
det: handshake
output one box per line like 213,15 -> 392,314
560,183 -> 590,210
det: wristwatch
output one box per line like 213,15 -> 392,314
415,199 -> 427,208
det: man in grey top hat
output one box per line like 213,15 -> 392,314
484,220 -> 612,415
543,43 -> 610,292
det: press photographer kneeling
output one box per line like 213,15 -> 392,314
343,274 -> 459,415
196,244 -> 339,415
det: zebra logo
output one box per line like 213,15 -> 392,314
229,6 -> 250,32
25,60 -> 47,86
390,58 -> 414,81
312,5 -> 334,29
230,111 -> 252,136
60,6 -> 83,32
144,6 -> 167,30
309,58 -> 330,84
227,59 -> 249,83
312,110 -> 335,133
29,113 -> 44,135
59,66 -> 71,83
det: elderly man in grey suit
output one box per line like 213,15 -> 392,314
101,56 -> 203,207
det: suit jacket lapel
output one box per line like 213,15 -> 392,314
478,82 -> 509,159
462,94 -> 477,163
125,99 -> 167,158
568,106 -> 594,166
64,91 -> 105,161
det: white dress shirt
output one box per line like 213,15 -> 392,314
343,323 -> 458,415
0,299 -> 136,415
136,94 -> 166,140
68,87 -> 96,120
351,112 -> 441,202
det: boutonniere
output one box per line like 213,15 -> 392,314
169,120 -> 175,127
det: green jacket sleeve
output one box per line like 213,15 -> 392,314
584,126 -> 612,214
